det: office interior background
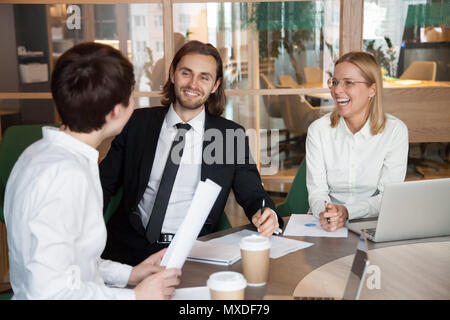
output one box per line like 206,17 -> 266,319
0,0 -> 449,287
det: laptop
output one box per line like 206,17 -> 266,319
348,178 -> 450,242
264,232 -> 370,300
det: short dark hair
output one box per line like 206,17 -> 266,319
51,42 -> 135,133
161,40 -> 226,116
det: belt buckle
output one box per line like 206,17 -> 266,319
157,233 -> 174,244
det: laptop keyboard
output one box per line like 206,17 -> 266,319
366,228 -> 376,237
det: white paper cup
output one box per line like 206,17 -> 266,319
207,271 -> 247,300
239,235 -> 271,286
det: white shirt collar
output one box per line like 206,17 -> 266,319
165,104 -> 205,134
42,126 -> 99,163
337,116 -> 372,140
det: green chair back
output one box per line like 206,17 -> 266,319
276,158 -> 309,217
217,212 -> 232,231
104,187 -> 123,223
0,124 -> 58,223
0,290 -> 13,300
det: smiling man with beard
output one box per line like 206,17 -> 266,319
99,40 -> 283,266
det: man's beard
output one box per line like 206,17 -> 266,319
174,86 -> 210,110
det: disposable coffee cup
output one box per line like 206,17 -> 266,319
239,235 -> 271,286
207,271 -> 247,300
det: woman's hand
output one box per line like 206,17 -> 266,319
128,248 -> 167,286
319,203 -> 348,232
133,268 -> 181,300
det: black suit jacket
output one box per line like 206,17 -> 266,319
100,106 -> 283,265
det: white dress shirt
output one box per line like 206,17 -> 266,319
138,105 -> 204,234
4,127 -> 134,300
306,113 -> 409,220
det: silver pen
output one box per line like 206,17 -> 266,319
325,200 -> 331,224
261,198 -> 282,235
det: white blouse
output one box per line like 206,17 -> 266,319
4,127 -> 135,299
306,113 -> 409,220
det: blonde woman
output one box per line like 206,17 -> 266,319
306,52 -> 409,232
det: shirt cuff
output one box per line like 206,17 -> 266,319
345,202 -> 369,220
98,259 -> 133,288
310,200 -> 327,219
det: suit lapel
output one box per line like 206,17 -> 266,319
137,108 -> 168,196
201,111 -> 227,183
201,111 -> 214,181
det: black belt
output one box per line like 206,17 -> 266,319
157,233 -> 175,244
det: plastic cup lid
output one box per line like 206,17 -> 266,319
207,271 -> 247,292
239,235 -> 271,251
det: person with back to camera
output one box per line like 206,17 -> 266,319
305,51 -> 409,232
4,42 -> 181,299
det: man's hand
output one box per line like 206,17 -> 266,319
252,208 -> 279,237
319,203 -> 348,232
128,248 -> 167,286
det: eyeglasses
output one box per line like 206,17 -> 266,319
327,77 -> 370,89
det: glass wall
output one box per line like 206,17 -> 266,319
363,0 -> 450,180
173,1 -> 339,90
363,0 -> 449,80
0,0 -> 448,180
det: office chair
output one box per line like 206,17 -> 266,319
259,74 -> 291,157
218,212 -> 232,231
400,61 -> 437,81
0,289 -> 13,300
304,67 -> 323,84
278,74 -> 300,88
276,158 -> 309,217
260,74 -> 283,118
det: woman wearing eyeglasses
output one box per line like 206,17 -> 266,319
305,51 -> 409,232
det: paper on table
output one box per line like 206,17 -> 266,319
187,240 -> 241,266
161,179 -> 222,269
208,229 -> 313,259
172,287 -> 210,300
283,214 -> 348,238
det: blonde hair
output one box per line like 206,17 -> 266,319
330,51 -> 386,135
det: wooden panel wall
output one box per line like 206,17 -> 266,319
383,87 -> 450,143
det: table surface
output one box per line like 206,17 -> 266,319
179,218 -> 450,300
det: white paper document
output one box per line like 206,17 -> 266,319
283,214 -> 348,238
161,179 -> 222,269
172,287 -> 210,300
187,240 -> 241,266
207,229 -> 313,259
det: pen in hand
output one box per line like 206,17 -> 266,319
261,198 -> 265,218
324,200 -> 331,224
259,198 -> 282,235
256,198 -> 265,232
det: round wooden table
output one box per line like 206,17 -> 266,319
180,222 -> 450,300
293,241 -> 450,299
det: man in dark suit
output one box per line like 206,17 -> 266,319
100,40 -> 283,266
